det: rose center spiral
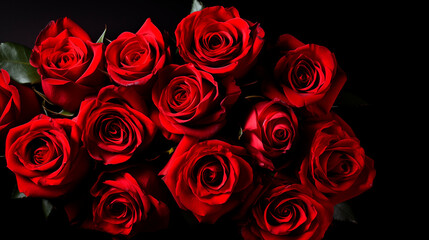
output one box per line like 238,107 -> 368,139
194,156 -> 228,189
28,138 -> 51,165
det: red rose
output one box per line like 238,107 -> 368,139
76,85 -> 156,165
152,63 -> 240,140
30,17 -> 107,112
263,34 -> 346,115
160,137 -> 254,223
105,18 -> 169,87
85,165 -> 170,236
5,114 -> 90,198
0,69 -> 40,142
242,99 -> 298,170
299,113 -> 375,204
241,183 -> 333,240
175,6 -> 264,78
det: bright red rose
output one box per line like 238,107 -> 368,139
242,99 -> 298,171
0,69 -> 40,142
5,114 -> 90,198
175,6 -> 264,78
152,63 -> 240,140
299,113 -> 375,204
263,34 -> 346,116
160,137 -> 254,223
105,18 -> 169,87
75,85 -> 156,165
241,183 -> 333,240
30,17 -> 107,112
85,165 -> 170,236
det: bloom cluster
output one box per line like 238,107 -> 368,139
1,6 -> 375,240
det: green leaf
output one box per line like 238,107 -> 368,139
190,0 -> 204,13
333,202 -> 357,224
57,109 -> 74,117
96,26 -> 107,44
11,185 -> 27,199
0,42 -> 41,84
238,127 -> 243,140
41,199 -> 53,220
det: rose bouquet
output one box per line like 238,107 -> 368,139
0,3 -> 375,240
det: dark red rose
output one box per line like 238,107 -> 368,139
0,69 -> 40,142
30,17 -> 107,112
160,137 -> 254,223
76,85 -> 156,165
263,34 -> 346,115
105,18 -> 169,87
242,99 -> 298,171
299,113 -> 375,204
151,63 -> 240,140
241,182 -> 333,240
175,6 -> 264,78
5,114 -> 90,198
84,165 -> 170,236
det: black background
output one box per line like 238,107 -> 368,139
0,0 -> 415,239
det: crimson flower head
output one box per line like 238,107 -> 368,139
175,6 -> 264,78
30,17 -> 107,112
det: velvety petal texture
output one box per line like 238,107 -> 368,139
85,165 -> 170,236
3,8 -> 376,239
152,63 -> 240,140
175,6 -> 264,78
241,182 -> 333,240
242,99 -> 298,170
263,34 -> 346,116
30,17 -> 107,112
299,113 -> 376,204
160,137 -> 254,223
76,85 -> 156,165
105,18 -> 169,87
0,69 -> 40,142
5,114 -> 90,198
